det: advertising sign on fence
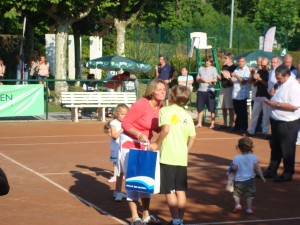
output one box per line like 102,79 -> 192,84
0,84 -> 44,117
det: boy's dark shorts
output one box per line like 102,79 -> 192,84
160,163 -> 187,194
233,178 -> 256,198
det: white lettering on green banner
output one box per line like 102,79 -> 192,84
0,84 -> 44,117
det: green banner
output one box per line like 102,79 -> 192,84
0,85 -> 44,117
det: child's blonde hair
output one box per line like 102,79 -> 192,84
237,137 -> 254,153
113,103 -> 129,119
103,104 -> 129,134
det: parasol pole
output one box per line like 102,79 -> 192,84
19,17 -> 26,85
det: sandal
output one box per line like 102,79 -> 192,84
142,215 -> 161,224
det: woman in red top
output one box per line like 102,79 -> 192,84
119,79 -> 166,225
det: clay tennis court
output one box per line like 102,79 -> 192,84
0,120 -> 299,225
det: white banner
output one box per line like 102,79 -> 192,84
263,27 -> 276,52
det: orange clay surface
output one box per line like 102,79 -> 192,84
0,121 -> 299,225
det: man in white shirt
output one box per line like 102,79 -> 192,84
264,65 -> 300,182
231,56 -> 250,133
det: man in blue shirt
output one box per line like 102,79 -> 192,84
155,55 -> 177,106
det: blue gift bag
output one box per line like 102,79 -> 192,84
126,149 -> 160,194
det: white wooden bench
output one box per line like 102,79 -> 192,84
61,92 -> 137,122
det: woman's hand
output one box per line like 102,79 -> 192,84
138,133 -> 149,144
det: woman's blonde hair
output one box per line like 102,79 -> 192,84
144,79 -> 166,100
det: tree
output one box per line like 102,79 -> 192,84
99,0 -> 152,56
254,0 -> 299,48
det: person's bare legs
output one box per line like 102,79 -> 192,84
246,197 -> 254,212
165,191 -> 186,223
222,108 -> 228,126
165,193 -> 180,219
141,198 -> 150,219
129,200 -> 139,219
115,172 -> 123,192
229,109 -> 235,128
176,191 -> 186,221
165,99 -> 169,106
210,112 -> 216,129
196,111 -> 204,127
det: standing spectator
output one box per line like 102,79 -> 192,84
177,67 -> 194,92
249,57 -> 262,102
268,56 -> 281,92
282,54 -> 297,77
246,58 -> 270,137
149,85 -> 196,225
119,79 -> 166,225
264,65 -> 300,182
296,59 -> 300,146
155,55 -> 177,106
16,54 -> 29,85
297,59 -> 300,80
230,137 -> 265,215
195,57 -> 218,128
0,57 -> 6,85
217,52 -> 237,129
249,57 -> 263,133
29,57 -> 39,82
231,57 -> 251,133
36,55 -> 50,96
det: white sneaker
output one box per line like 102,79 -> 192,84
131,217 -> 143,225
115,192 -> 123,202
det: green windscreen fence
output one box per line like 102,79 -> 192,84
0,84 -> 44,117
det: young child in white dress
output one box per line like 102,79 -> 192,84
104,103 -> 129,201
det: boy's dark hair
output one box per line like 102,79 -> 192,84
275,65 -> 290,77
237,137 -> 254,153
169,85 -> 190,107
104,122 -> 111,134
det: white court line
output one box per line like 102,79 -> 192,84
0,152 -> 127,225
0,137 -> 240,146
0,137 -> 239,147
0,134 -> 104,139
185,216 -> 300,225
0,133 -> 108,139
0,140 -> 108,146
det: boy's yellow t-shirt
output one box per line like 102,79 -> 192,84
159,105 -> 196,166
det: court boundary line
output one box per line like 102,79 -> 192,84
185,216 -> 300,225
0,152 -> 127,225
0,137 -> 240,147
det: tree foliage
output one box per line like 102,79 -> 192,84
254,0 -> 299,46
